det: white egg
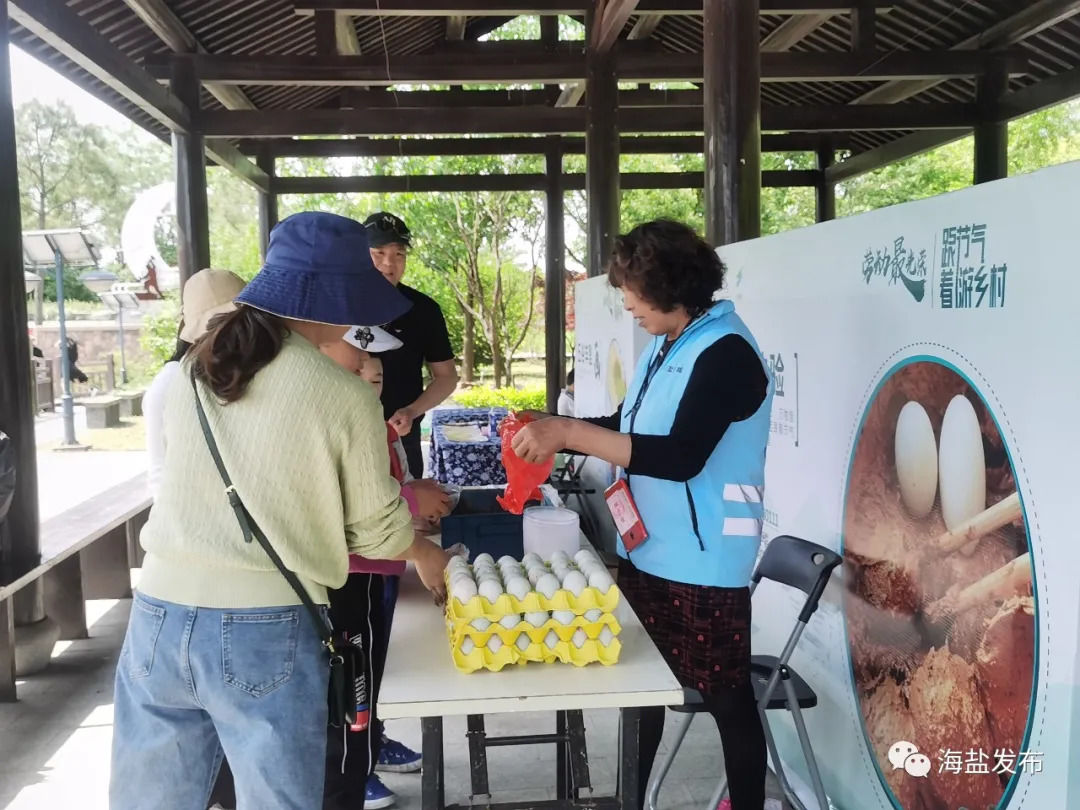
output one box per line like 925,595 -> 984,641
571,628 -> 588,648
551,609 -> 575,625
505,576 -> 531,601
470,617 -> 492,631
500,564 -> 525,581
894,401 -> 939,518
535,573 -> 561,599
551,562 -> 571,581
447,557 -> 469,574
525,611 -> 549,627
473,553 -> 495,567
497,555 -> 519,569
588,570 -> 615,592
461,637 -> 476,655
515,633 -> 531,651
499,613 -> 521,630
450,570 -> 475,588
574,549 -> 599,568
521,552 -> 543,569
450,579 -> 478,601
487,635 -> 503,653
544,630 -> 560,649
473,562 -> 498,578
598,627 -> 614,646
939,394 -> 986,532
549,550 -> 570,566
479,579 -> 504,603
561,570 -> 588,596
577,559 -> 603,576
584,609 -> 603,622
527,567 -> 547,587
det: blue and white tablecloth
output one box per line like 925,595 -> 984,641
428,407 -> 508,487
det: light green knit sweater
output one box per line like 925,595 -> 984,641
138,332 -> 414,608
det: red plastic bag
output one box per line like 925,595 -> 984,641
496,412 -> 553,515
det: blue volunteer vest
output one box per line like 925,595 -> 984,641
617,300 -> 773,587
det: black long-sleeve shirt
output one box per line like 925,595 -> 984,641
580,334 -> 768,482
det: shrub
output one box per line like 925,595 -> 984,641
140,294 -> 181,369
453,386 -> 546,412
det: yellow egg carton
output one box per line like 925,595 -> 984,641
445,581 -> 621,622
446,616 -> 622,673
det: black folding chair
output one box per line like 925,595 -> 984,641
645,535 -> 842,810
550,451 -> 601,542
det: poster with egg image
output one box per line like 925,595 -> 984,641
716,160 -> 1080,810
844,359 -> 1033,810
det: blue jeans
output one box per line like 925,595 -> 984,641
110,592 -> 330,810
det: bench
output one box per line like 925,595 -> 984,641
0,473 -> 151,701
34,357 -> 55,414
84,396 -> 121,429
116,390 -> 144,418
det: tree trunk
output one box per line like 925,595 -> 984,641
462,291 -> 476,383
491,337 -> 505,389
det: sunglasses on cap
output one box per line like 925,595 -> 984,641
364,213 -> 411,247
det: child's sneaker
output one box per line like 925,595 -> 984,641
365,774 -> 397,809
376,735 -> 422,773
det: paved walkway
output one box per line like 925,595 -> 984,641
0,595 -> 790,810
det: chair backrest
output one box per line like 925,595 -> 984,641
751,534 -> 841,624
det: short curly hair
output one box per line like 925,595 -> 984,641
606,220 -> 724,317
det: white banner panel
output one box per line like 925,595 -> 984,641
720,161 -> 1080,810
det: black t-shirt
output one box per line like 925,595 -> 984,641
379,284 -> 455,421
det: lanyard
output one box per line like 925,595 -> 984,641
625,314 -> 706,432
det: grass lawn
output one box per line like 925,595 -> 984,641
44,416 -> 147,452
468,358 -> 546,389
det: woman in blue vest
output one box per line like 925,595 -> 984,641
513,220 -> 771,810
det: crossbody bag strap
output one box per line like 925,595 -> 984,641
189,370 -> 337,652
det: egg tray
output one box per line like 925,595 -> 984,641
444,578 -> 621,623
446,617 -> 622,673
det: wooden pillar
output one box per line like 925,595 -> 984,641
170,60 -> 210,286
0,2 -> 43,616
703,0 -> 761,246
974,59 -> 1009,185
585,4 -> 619,278
257,148 -> 278,260
850,0 -> 877,52
815,143 -> 836,222
544,137 -> 566,414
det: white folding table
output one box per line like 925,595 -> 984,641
378,551 -> 683,810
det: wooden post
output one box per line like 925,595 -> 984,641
974,58 -> 1009,185
703,0 -> 761,245
0,1 -> 43,623
816,142 -> 836,222
171,59 -> 211,286
585,3 -> 619,278
545,137 -> 566,414
257,147 -> 278,260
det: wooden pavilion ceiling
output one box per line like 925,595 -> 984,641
7,0 -> 1080,181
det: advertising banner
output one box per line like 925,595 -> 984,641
719,161 -> 1080,810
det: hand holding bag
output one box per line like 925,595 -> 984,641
190,372 -> 363,728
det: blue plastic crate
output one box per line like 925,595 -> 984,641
440,487 -> 543,561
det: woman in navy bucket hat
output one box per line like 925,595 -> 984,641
110,212 -> 452,810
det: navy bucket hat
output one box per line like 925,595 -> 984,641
236,212 -> 412,326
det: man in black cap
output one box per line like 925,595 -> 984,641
363,212 -> 459,479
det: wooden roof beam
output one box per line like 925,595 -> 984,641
120,0 -> 257,109
292,1 -> 893,14
855,0 -> 1080,104
446,15 -> 467,40
200,102 -> 976,137
10,0 -> 191,131
593,0 -> 642,53
239,133 -> 852,157
825,129 -> 971,182
761,13 -> 833,52
145,47 -> 1029,86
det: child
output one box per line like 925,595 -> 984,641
320,328 -> 449,810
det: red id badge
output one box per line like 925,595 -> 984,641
604,478 -> 648,551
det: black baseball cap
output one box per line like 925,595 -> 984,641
363,212 -> 411,248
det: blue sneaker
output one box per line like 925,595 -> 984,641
364,774 -> 396,810
376,735 -> 422,773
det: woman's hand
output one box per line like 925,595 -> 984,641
412,538 -> 451,606
511,416 -> 570,465
406,479 -> 452,522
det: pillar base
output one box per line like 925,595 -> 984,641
14,615 -> 60,677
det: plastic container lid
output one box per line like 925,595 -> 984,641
523,506 -> 579,526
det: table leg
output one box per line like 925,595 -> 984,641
556,710 -> 568,799
467,714 -> 491,799
618,707 -> 642,810
422,716 -> 445,810
0,598 -> 15,702
567,709 -> 592,797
